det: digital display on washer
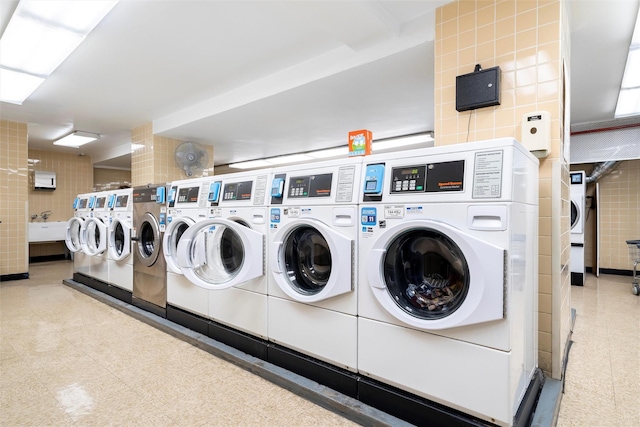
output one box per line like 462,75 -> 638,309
390,165 -> 426,193
177,186 -> 200,203
570,173 -> 583,184
223,181 -> 253,201
95,197 -> 106,208
116,195 -> 128,208
288,173 -> 332,198
78,199 -> 87,209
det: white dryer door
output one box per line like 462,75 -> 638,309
368,219 -> 505,330
176,218 -> 264,290
81,217 -> 108,255
270,218 -> 353,303
163,216 -> 195,274
109,217 -> 131,261
570,197 -> 584,234
65,217 -> 85,253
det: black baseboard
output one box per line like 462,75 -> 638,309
358,376 -> 491,427
267,345 -> 358,399
571,272 -> 584,286
29,254 -> 67,263
0,272 -> 29,282
209,321 -> 268,361
105,284 -> 132,305
167,305 -> 209,336
131,296 -> 166,318
599,268 -> 633,276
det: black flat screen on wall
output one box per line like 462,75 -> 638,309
456,66 -> 501,112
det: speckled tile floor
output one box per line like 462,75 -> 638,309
0,261 -> 358,427
557,273 -> 640,427
2,261 -> 638,426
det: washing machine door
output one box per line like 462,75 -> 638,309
570,198 -> 583,233
80,217 -> 108,255
134,212 -> 162,267
65,217 -> 85,253
109,217 -> 131,261
176,218 -> 264,290
368,220 -> 505,330
163,216 -> 195,274
270,218 -> 353,303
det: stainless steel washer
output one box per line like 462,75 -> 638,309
132,184 -> 167,316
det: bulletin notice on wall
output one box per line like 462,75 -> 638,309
472,150 -> 503,198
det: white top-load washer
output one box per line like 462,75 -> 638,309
65,193 -> 93,277
357,138 -> 539,426
176,169 -> 271,340
164,177 -> 216,319
268,157 -> 362,372
570,171 -> 586,285
81,191 -> 111,284
107,188 -> 133,292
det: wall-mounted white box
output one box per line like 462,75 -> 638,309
34,171 -> 56,190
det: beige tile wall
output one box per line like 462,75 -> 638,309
434,0 -> 570,377
0,120 -> 28,276
94,168 -> 132,191
573,160 -> 640,271
27,149 -> 94,257
131,124 -> 214,186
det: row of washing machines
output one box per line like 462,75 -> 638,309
65,138 -> 541,427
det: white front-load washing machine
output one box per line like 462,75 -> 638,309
357,138 -> 540,427
267,157 -> 362,395
570,171 -> 586,286
65,193 -> 93,279
108,188 -> 133,295
164,177 -> 216,334
81,191 -> 111,285
176,170 -> 271,359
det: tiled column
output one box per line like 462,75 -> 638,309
434,0 -> 571,378
131,123 -> 214,187
0,120 -> 28,278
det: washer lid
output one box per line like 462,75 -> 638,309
65,216 -> 85,253
176,218 -> 264,290
81,217 -> 108,255
270,218 -> 353,303
109,217 -> 131,261
368,219 -> 505,330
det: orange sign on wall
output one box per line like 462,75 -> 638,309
348,129 -> 372,157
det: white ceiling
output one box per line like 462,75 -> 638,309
1,0 -> 639,171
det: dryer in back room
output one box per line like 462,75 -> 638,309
107,188 -> 133,298
132,184 -> 167,317
65,193 -> 92,280
267,157 -> 362,396
163,176 -> 216,334
175,170 -> 271,359
357,138 -> 540,427
570,171 -> 586,286
81,191 -> 110,285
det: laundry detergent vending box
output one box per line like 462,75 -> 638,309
348,129 -> 372,157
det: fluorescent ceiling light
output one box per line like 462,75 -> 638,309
0,0 -> 118,104
0,67 -> 45,105
53,131 -> 100,148
307,146 -> 350,159
372,133 -> 435,151
266,154 -> 312,165
615,8 -> 640,117
229,159 -> 272,169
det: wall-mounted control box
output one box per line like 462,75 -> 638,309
34,171 -> 56,190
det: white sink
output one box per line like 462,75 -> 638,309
29,221 -> 67,243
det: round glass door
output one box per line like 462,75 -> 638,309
283,226 -> 331,295
82,218 -> 107,255
109,218 -> 131,261
570,200 -> 579,229
190,223 -> 245,284
65,217 -> 84,253
136,213 -> 160,267
383,228 -> 470,320
163,217 -> 194,273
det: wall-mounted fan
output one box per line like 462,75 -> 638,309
174,141 -> 209,177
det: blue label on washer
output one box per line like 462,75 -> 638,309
361,207 -> 376,226
270,208 -> 281,223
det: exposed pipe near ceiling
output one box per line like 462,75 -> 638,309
585,161 -> 619,184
